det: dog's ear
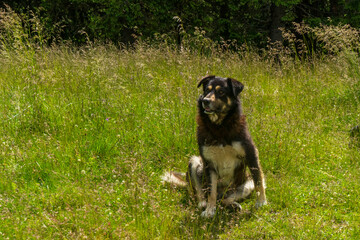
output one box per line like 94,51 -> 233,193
197,75 -> 215,89
227,78 -> 244,96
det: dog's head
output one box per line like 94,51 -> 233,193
197,75 -> 244,124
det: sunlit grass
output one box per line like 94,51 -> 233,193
0,42 -> 359,239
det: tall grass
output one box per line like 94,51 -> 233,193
1,6 -> 360,239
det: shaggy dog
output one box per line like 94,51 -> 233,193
162,75 -> 267,218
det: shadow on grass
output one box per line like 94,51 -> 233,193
173,189 -> 256,238
350,125 -> 360,148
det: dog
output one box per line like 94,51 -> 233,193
162,75 -> 267,218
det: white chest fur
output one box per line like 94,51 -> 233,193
202,142 -> 246,186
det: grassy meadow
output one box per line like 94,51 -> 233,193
0,39 -> 360,239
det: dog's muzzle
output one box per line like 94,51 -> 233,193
202,98 -> 215,115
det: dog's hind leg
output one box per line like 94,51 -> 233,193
187,156 -> 207,209
222,179 -> 255,210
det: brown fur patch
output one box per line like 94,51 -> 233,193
227,97 -> 232,105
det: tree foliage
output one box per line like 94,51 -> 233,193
2,0 -> 360,46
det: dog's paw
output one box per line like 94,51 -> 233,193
225,201 -> 243,211
198,201 -> 207,209
255,199 -> 267,209
222,198 -> 242,211
201,206 -> 216,218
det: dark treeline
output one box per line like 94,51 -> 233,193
2,0 -> 360,47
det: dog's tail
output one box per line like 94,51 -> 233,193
161,171 -> 188,187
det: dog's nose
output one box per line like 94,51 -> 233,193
202,98 -> 211,106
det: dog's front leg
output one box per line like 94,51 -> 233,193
251,167 -> 267,208
201,170 -> 217,218
246,148 -> 267,208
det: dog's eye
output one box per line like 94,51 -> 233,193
218,90 -> 224,95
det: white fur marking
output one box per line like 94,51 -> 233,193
190,156 -> 203,183
232,141 -> 246,156
244,178 -> 255,191
202,142 -> 245,187
190,155 -> 202,166
161,172 -> 187,187
208,114 -> 219,122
